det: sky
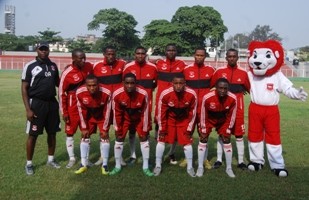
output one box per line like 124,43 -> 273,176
0,0 -> 308,50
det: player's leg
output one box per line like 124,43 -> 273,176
213,136 -> 223,169
221,135 -> 235,178
109,127 -> 127,175
138,132 -> 153,176
178,127 -> 195,177
128,127 -> 137,165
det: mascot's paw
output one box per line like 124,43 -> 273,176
271,168 -> 288,177
247,162 -> 263,172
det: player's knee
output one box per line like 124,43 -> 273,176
221,135 -> 231,144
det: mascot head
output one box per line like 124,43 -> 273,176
248,40 -> 284,76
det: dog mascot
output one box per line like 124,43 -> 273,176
247,40 -> 307,177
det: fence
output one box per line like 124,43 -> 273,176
0,54 -> 308,78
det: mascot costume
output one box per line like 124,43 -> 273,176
247,40 -> 308,177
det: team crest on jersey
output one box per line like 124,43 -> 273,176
189,71 -> 195,78
101,67 -> 107,74
210,102 -> 216,109
73,74 -> 80,81
168,101 -> 175,107
82,98 -> 89,104
32,125 -> 37,131
162,64 -> 167,70
267,83 -> 274,90
222,73 -> 227,79
51,65 -> 56,71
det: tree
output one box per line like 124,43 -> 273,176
0,33 -> 20,50
249,25 -> 282,42
88,8 -> 140,56
224,33 -> 250,49
38,28 -> 63,44
171,6 -> 227,55
67,39 -> 92,53
142,19 -> 183,55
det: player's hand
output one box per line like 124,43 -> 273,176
81,130 -> 90,138
226,128 -> 231,135
62,115 -> 70,123
298,86 -> 308,102
100,131 -> 109,140
158,132 -> 166,141
199,134 -> 208,143
26,109 -> 36,122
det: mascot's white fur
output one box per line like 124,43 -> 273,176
247,40 -> 308,177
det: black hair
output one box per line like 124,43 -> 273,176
226,48 -> 238,56
194,46 -> 206,54
103,46 -> 116,53
135,46 -> 147,53
123,72 -> 136,81
165,43 -> 177,50
172,73 -> 185,80
85,74 -> 98,81
215,78 -> 229,86
72,48 -> 84,57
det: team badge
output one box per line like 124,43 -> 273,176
189,71 -> 195,78
82,98 -> 89,104
168,101 -> 174,107
73,74 -> 80,82
101,67 -> 107,74
267,83 -> 274,90
32,125 -> 37,131
162,64 -> 167,70
210,102 -> 216,109
51,65 -> 55,71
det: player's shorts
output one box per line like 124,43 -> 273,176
65,113 -> 81,135
201,121 -> 230,138
26,98 -> 60,136
116,122 -> 148,140
159,126 -> 193,145
231,109 -> 245,137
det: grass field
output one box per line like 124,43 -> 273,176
0,70 -> 309,200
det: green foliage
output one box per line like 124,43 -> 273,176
88,8 -> 140,56
1,71 -> 309,199
249,25 -> 282,42
67,39 -> 93,53
142,20 -> 183,55
38,28 -> 63,44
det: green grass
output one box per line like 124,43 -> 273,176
1,70 -> 309,200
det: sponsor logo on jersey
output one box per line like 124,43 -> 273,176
32,66 -> 42,76
267,83 -> 274,90
45,71 -> 52,77
82,98 -> 89,104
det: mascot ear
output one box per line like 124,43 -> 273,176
274,50 -> 280,59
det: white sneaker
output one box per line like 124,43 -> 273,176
153,166 -> 162,176
94,157 -> 103,166
66,159 -> 76,168
226,168 -> 236,178
196,167 -> 204,177
187,168 -> 196,177
121,158 -> 127,166
46,160 -> 61,169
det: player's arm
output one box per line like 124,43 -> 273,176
186,93 -> 197,134
21,81 -> 36,121
112,95 -> 123,134
222,97 -> 237,132
59,72 -> 70,123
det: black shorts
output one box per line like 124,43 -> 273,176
26,98 -> 61,136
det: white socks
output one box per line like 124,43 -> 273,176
236,137 -> 244,164
198,142 -> 207,168
140,141 -> 150,169
100,139 -> 110,166
80,138 -> 90,167
114,141 -> 123,169
129,133 -> 137,159
183,144 -> 193,170
216,137 -> 223,162
66,136 -> 75,160
223,143 -> 233,170
155,142 -> 165,167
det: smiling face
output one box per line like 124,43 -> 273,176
248,48 -> 278,76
